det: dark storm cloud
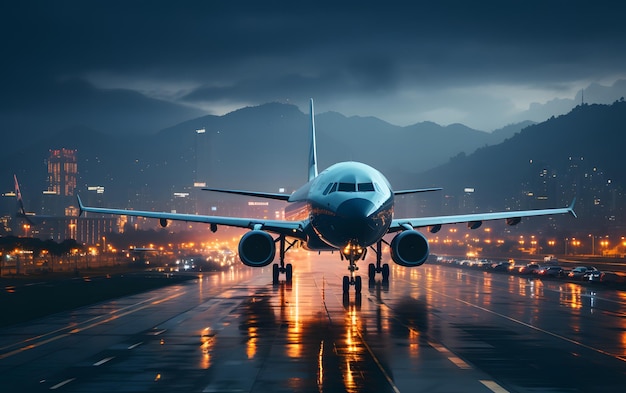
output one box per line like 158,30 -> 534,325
2,1 -> 626,131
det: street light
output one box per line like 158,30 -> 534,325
600,239 -> 609,256
571,238 -> 581,255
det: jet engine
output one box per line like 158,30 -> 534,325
390,230 -> 429,267
238,230 -> 276,267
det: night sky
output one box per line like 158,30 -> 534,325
3,0 -> 626,132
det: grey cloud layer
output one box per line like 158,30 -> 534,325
3,1 -> 626,130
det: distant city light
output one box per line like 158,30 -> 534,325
248,201 -> 269,206
87,185 -> 105,194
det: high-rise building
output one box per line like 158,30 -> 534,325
42,148 -> 78,217
47,148 -> 78,197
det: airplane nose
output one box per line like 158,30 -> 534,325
336,198 -> 376,219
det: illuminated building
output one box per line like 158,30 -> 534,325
47,148 -> 77,197
42,148 -> 78,217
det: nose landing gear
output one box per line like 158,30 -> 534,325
342,269 -> 362,293
341,243 -> 365,294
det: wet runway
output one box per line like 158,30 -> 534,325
1,255 -> 626,392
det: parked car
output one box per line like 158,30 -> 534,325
491,261 -> 513,272
538,266 -> 565,278
568,266 -> 598,280
586,271 -> 626,283
519,263 -> 540,274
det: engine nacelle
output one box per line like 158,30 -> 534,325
390,230 -> 429,267
238,230 -> 276,267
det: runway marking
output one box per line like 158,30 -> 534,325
427,341 -> 472,369
364,287 -> 477,374
480,379 -> 509,393
0,334 -> 70,360
128,342 -> 143,350
446,289 -> 626,363
93,356 -> 114,366
324,277 -> 401,393
49,378 -> 76,390
356,328 -> 401,393
0,290 -> 184,360
398,274 -> 626,364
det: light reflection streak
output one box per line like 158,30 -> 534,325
287,277 -> 302,359
342,300 -> 364,392
200,327 -> 214,369
481,273 -> 493,307
317,340 -> 324,391
198,274 -> 203,303
409,328 -> 420,356
247,326 -> 257,359
560,284 -> 583,309
621,321 -> 626,358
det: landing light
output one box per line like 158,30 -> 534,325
342,244 -> 364,258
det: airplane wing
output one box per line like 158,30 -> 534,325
389,199 -> 577,233
394,187 -> 442,196
202,188 -> 291,201
77,196 -> 304,235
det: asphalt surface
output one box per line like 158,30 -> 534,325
1,255 -> 625,392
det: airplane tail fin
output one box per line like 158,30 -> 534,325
308,98 -> 318,182
14,174 -> 34,224
14,174 -> 27,216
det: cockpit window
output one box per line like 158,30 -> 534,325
337,182 -> 356,192
357,182 -> 375,192
325,182 -> 376,194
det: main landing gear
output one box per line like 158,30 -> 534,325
367,240 -> 390,283
273,235 -> 295,284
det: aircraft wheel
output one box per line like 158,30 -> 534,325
342,276 -> 350,293
382,263 -> 390,281
355,276 -> 362,293
368,263 -> 376,280
285,263 -> 293,282
272,264 -> 280,284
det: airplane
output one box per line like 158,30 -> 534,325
13,174 -> 46,225
78,99 -> 577,294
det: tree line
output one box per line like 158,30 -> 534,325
0,236 -> 81,257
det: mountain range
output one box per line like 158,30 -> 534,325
2,97 -> 626,236
0,102 -> 529,207
419,100 -> 626,232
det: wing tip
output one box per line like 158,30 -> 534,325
77,195 -> 85,216
568,197 -> 577,218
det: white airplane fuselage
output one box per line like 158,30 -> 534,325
285,161 -> 394,251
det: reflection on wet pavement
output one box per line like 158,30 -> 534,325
2,256 -> 626,392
